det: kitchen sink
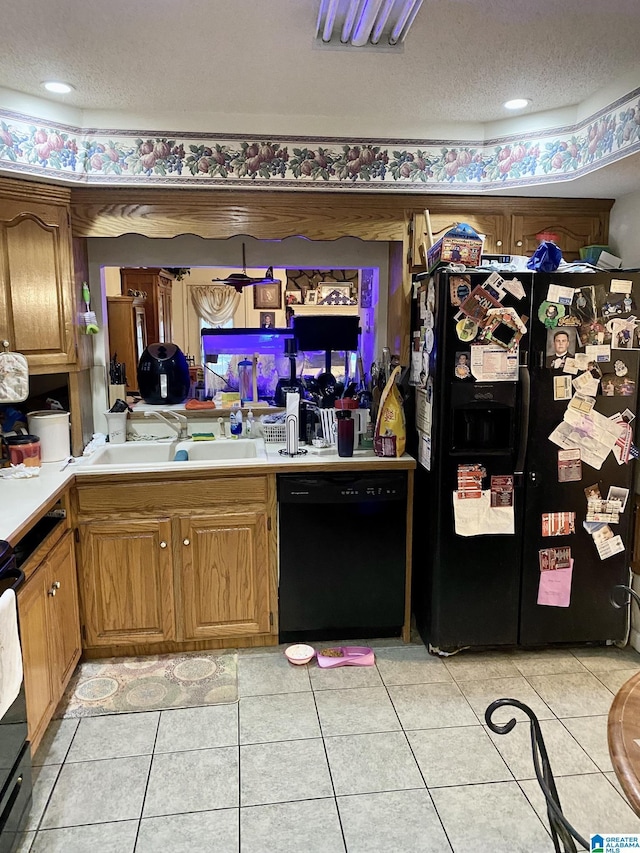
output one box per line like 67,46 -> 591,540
83,442 -> 176,465
175,438 -> 264,460
81,438 -> 266,467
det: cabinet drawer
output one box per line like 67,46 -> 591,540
76,476 -> 269,516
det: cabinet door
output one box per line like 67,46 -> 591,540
179,512 -> 271,639
510,214 -> 607,261
78,518 -> 175,646
47,531 -> 81,695
106,296 -> 138,391
18,570 -> 56,745
0,198 -> 75,367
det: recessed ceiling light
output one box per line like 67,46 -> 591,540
42,81 -> 74,94
503,98 -> 531,111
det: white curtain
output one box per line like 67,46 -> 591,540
190,285 -> 240,327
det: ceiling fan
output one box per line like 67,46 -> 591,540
211,242 -> 280,293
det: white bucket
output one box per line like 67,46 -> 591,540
27,410 -> 71,462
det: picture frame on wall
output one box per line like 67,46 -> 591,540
285,290 -> 303,305
319,283 -> 352,301
253,282 -> 282,310
259,311 -> 276,328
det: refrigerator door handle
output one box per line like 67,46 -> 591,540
514,365 -> 530,482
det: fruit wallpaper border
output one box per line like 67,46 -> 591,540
0,87 -> 639,192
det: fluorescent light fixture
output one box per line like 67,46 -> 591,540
503,98 -> 531,110
317,0 -> 423,47
42,81 -> 74,94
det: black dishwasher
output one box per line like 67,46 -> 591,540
278,471 -> 407,642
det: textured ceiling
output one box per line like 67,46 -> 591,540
1,0 -> 640,195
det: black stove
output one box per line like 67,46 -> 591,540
0,543 -> 32,853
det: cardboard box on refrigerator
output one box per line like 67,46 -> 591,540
427,223 -> 484,272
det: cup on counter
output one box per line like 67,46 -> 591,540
104,411 -> 128,444
2,434 -> 41,467
336,410 -> 355,457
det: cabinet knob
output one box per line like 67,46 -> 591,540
516,240 -> 523,247
183,538 -> 190,546
48,587 -> 57,597
159,541 -> 167,549
496,240 -> 503,247
52,581 -> 61,589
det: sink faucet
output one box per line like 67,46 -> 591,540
144,411 -> 189,440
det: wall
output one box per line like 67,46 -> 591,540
176,267 -> 289,358
88,235 -> 389,432
609,189 -> 640,268
610,187 -> 640,652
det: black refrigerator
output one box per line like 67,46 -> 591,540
410,268 -> 640,652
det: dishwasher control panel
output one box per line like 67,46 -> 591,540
278,472 -> 407,504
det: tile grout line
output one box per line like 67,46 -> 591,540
375,660 -> 460,853
237,697 -> 241,852
131,710 -> 161,849
32,717 -> 81,835
309,681 -> 348,852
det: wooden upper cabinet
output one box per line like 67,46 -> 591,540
510,212 -> 608,261
179,512 -> 272,640
410,211 -> 508,271
120,268 -> 175,345
0,179 -> 81,370
429,213 -> 507,255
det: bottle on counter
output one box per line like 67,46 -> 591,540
230,410 -> 243,437
246,408 -> 254,437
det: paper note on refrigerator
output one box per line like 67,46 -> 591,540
470,344 -> 519,381
418,431 -> 432,471
546,283 -> 574,306
502,277 -> 526,300
549,407 -> 623,470
537,560 -> 573,608
594,532 -> 624,560
585,344 -> 611,363
452,491 -> 514,537
611,278 -> 633,294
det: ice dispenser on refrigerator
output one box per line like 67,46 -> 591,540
450,383 -> 517,454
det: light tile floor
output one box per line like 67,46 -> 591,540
16,641 -> 640,853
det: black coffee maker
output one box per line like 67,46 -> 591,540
137,343 -> 191,404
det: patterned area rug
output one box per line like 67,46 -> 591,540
54,651 -> 237,718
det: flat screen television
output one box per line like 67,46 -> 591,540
293,315 -> 360,352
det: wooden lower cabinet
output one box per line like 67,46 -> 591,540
18,530 -> 81,752
74,475 -> 277,653
180,512 -> 271,640
78,518 -> 175,646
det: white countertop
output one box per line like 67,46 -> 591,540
1,441 -> 415,544
0,465 -> 75,544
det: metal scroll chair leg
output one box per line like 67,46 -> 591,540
485,699 -> 588,852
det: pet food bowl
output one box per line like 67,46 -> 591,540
284,643 -> 315,665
